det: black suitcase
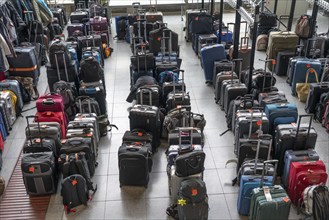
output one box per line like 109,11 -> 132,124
21,152 -> 57,195
224,80 -> 248,114
118,142 -> 152,187
274,115 -> 318,176
51,8 -> 65,27
77,35 -> 103,62
189,10 -> 213,34
258,91 -> 288,107
275,51 -> 295,76
66,127 -> 98,158
149,27 -> 179,56
79,81 -> 107,115
122,129 -> 153,145
212,60 -> 233,87
129,105 -> 162,152
214,71 -> 238,104
185,10 -> 200,42
168,127 -> 203,146
70,11 -> 88,23
136,85 -> 160,107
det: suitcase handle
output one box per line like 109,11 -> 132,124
295,114 -> 313,143
77,96 -> 93,114
26,115 -> 42,147
260,160 -> 278,187
139,86 -> 153,106
178,127 -> 198,146
259,59 -> 276,92
232,59 -> 243,84
66,137 -> 85,145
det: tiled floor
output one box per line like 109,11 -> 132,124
1,11 -> 329,220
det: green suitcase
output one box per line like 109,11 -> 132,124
266,31 -> 299,71
249,185 -> 291,220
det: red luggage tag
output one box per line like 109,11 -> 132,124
29,166 -> 35,173
191,188 -> 198,196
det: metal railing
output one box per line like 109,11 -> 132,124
306,0 -> 329,12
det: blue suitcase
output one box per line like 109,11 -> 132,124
200,44 -> 226,83
282,149 -> 319,188
216,30 -> 233,44
265,103 -> 298,134
291,59 -> 322,96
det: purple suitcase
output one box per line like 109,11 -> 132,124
89,16 -> 109,33
67,23 -> 85,37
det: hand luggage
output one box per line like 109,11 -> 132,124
275,51 -> 295,76
274,115 -> 317,176
212,60 -> 233,87
264,103 -> 298,135
220,78 -> 239,109
145,3 -> 163,23
67,23 -> 85,37
49,39 -> 72,69
66,127 -> 98,158
21,152 -> 57,195
70,11 -> 88,23
35,111 -> 67,138
303,184 -> 329,220
0,79 -> 24,116
189,9 -> 213,34
129,104 -> 162,152
238,160 -> 277,216
0,112 -> 7,141
162,70 -> 186,104
200,44 -> 226,84
136,85 -> 160,107
118,141 -> 153,188
0,91 -> 15,126
282,149 -> 319,188
267,31 -> 299,71
73,113 -> 100,138
79,56 -> 104,83
77,35 -> 103,61
149,27 -> 179,56
168,127 -> 203,146
36,93 -> 65,113
223,60 -> 248,114
258,91 -> 287,107
166,71 -> 190,112
79,81 -> 107,115
177,178 -> 209,220
89,16 -> 109,35
288,160 -> 327,206
215,72 -> 238,104
122,129 -> 153,145
198,34 -> 217,56
249,185 -> 291,220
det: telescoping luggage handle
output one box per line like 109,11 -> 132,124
247,107 -> 265,139
54,51 -> 70,82
260,160 -> 278,187
172,69 -> 185,100
139,86 -> 153,106
77,96 -> 93,114
26,115 -> 43,148
320,58 -> 329,88
135,43 -> 148,73
231,58 -> 243,84
178,127 -> 198,147
259,59 -> 276,92
293,114 -> 313,147
253,134 -> 273,175
160,29 -> 173,63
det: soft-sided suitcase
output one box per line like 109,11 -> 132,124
21,152 -> 57,195
288,160 -> 327,206
67,23 -> 85,37
149,27 -> 179,56
237,160 -> 276,216
35,111 -> 67,138
258,91 -> 288,107
200,44 -> 226,84
118,141 -> 153,187
70,11 -> 88,23
264,103 -> 298,134
249,185 -> 291,220
266,32 -> 299,71
189,10 -> 213,35
136,85 -> 160,107
122,129 -> 153,145
36,93 -> 65,113
274,115 -> 317,176
145,5 -> 163,23
282,149 -> 319,188
185,9 -> 200,42
79,81 -> 107,115
305,80 -> 329,114
89,16 -> 109,36
275,51 -> 295,76
291,59 -> 322,96
212,60 -> 233,87
66,127 -> 98,157
166,72 -> 190,112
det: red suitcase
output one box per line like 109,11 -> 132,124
35,111 -> 67,138
36,93 -> 65,113
288,160 -> 327,206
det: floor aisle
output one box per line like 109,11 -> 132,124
0,13 -> 328,220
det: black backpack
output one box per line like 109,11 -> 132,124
49,39 -> 71,69
54,81 -> 77,120
313,185 -> 329,220
315,92 -> 329,123
259,11 -> 277,27
79,57 -> 103,82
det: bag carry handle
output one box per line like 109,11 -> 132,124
26,115 -> 42,146
260,160 -> 278,187
178,127 -> 198,146
172,70 -> 185,97
232,58 -> 243,83
304,68 -> 319,84
295,114 -> 313,145
77,96 -> 92,114
139,87 -> 153,106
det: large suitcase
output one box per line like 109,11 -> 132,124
266,31 -> 299,71
67,23 -> 85,37
0,91 -> 15,126
288,160 -> 327,206
197,34 -> 217,56
89,16 -> 109,35
229,37 -> 251,71
189,10 -> 213,35
145,5 -> 163,23
264,103 -> 298,134
282,149 -> 319,188
21,152 -> 57,195
305,82 -> 329,114
70,11 -> 88,23
0,79 -> 24,116
35,111 -> 67,138
118,141 -> 152,187
136,85 -> 160,107
66,127 -> 98,157
129,104 -> 162,152
249,185 -> 291,220
275,51 -> 295,76
36,93 -> 65,113
185,9 -> 201,42
149,27 -> 179,56
79,81 -> 107,115
258,91 -> 288,107
274,115 -> 317,176
200,44 -> 226,83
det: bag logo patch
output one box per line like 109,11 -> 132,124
177,198 -> 187,206
29,166 -> 35,173
191,188 -> 198,196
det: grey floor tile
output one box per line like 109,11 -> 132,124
45,203 -> 64,220
204,169 -> 223,195
315,141 -> 329,163
150,147 -> 167,173
111,117 -> 130,134
98,134 -> 112,154
113,90 -> 131,104
196,99 -> 221,114
203,147 -> 216,169
108,153 -> 119,175
217,168 -> 240,194
95,154 -> 110,176
210,147 -> 236,169
145,172 -> 170,199
112,103 -> 131,118
108,133 -> 123,153
92,175 -> 108,202
104,199 -> 146,220
224,193 -> 247,220
0,158 -> 18,188
208,194 -> 232,220
145,198 -> 171,220
3,138 -> 25,159
204,128 -> 235,148
201,112 -> 227,129
63,201 -> 106,220
114,79 -> 131,92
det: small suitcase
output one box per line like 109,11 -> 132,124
145,5 -> 163,23
36,93 -> 65,113
66,127 -> 98,157
258,91 -> 288,107
200,44 -> 226,84
168,127 -> 203,147
0,79 -> 24,116
275,51 -> 295,76
288,160 -> 327,206
219,78 -> 239,109
73,113 -> 100,138
122,129 -> 153,145
198,34 -> 217,56
166,73 -> 190,112
274,115 -> 317,176
21,152 -> 57,195
149,27 -> 179,56
184,9 -> 200,42
67,23 -> 85,37
35,111 -> 67,138
118,141 -> 153,187
249,185 -> 291,220
282,149 -> 319,188
79,81 -> 107,115
212,60 -> 233,87
68,120 -> 99,143
70,11 -> 88,23
256,34 -> 268,51
136,85 -> 160,107
0,91 -> 15,126
0,112 -> 7,140
129,105 -> 162,152
214,71 -> 238,104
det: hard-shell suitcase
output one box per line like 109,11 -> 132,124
0,112 -> 6,140
288,160 -> 327,206
274,115 -> 317,176
145,5 -> 163,23
275,51 -> 295,76
68,120 -> 99,143
118,142 -> 153,187
291,59 -> 322,96
282,149 -> 319,188
166,73 -> 190,112
219,78 -> 239,109
89,16 -> 109,34
212,60 -> 233,87
249,185 -> 291,220
67,23 -> 85,37
70,11 -> 88,23
0,79 -> 24,116
214,71 -> 238,104
136,85 -> 160,107
21,152 -> 57,195
198,34 -> 217,56
0,91 -> 15,126
266,31 -> 299,71
238,160 -> 277,216
264,103 -> 298,134
200,44 -> 226,83
73,113 -> 100,138
0,102 -> 10,135
129,105 -> 161,151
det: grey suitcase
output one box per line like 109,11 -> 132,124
0,79 -> 24,116
0,91 -> 15,126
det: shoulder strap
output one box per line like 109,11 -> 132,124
62,155 -> 70,178
75,157 -> 97,192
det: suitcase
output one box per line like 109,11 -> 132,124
249,185 -> 291,220
73,113 -> 100,139
79,81 -> 107,115
238,160 -> 276,216
35,111 -> 67,138
212,60 -> 233,87
0,79 -> 24,116
215,72 -> 238,105
122,129 -> 153,145
68,120 -> 99,143
282,149 -> 319,188
229,37 -> 252,71
67,23 -> 85,37
274,115 -> 317,176
118,141 -> 153,187
258,91 -> 288,107
184,9 -> 200,42
264,103 -> 298,135
77,35 -> 103,60
198,34 -> 217,57
256,34 -> 268,51
149,27 -> 179,56
305,82 -> 329,114
0,112 -> 7,140
21,152 -> 57,195
89,16 -> 109,34
66,127 -> 98,158
36,93 -> 65,113
267,32 -> 299,71
7,47 -> 40,85
275,51 -> 295,76
200,44 -> 226,83
51,8 -> 64,27
136,85 -> 160,107
189,10 -> 213,35
60,137 -> 96,176
168,127 -> 203,147
0,101 -> 11,133
145,8 -> 163,23
162,71 -> 186,104
23,137 -> 58,157
288,160 -> 327,206
129,104 -> 161,152
70,11 -> 88,23
0,91 -> 15,126
291,59 -> 322,96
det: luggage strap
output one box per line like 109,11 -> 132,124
166,203 -> 178,220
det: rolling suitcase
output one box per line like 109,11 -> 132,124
212,60 -> 233,88
118,141 -> 153,187
0,91 -> 15,126
197,34 -> 217,56
214,71 -> 238,104
21,152 -> 57,195
238,160 -> 277,216
258,91 -> 288,107
36,93 -> 65,113
168,128 -> 203,146
288,160 -> 327,206
0,79 -> 24,116
79,81 -> 107,115
189,10 -> 213,35
249,185 -> 291,220
166,71 -> 190,112
229,36 -> 251,70
70,11 -> 88,23
184,9 -> 200,42
149,27 -> 179,56
0,102 -> 11,134
122,129 -> 153,145
200,44 -> 226,84
136,85 -> 160,107
145,3 -> 163,23
66,127 -> 98,157
274,115 -> 317,176
35,111 -> 67,138
67,23 -> 85,37
275,51 -> 295,76
282,149 -> 319,188
73,113 -> 100,138
264,103 -> 298,135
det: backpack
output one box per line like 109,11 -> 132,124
303,185 -> 329,219
53,81 -> 77,120
49,39 -> 71,69
315,92 -> 329,123
295,15 -> 312,39
259,11 -> 277,27
158,71 -> 179,87
79,57 -> 103,82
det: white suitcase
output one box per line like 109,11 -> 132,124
0,91 -> 15,126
